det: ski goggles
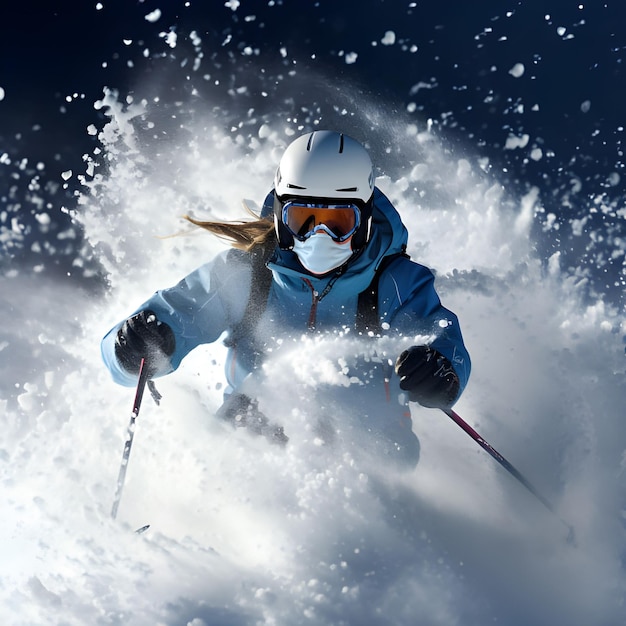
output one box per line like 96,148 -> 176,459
281,201 -> 361,242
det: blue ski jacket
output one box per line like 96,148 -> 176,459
101,188 -> 471,403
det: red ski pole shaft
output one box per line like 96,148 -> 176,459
111,358 -> 150,520
441,407 -> 575,543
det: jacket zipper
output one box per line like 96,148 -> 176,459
301,266 -> 346,330
302,278 -> 318,329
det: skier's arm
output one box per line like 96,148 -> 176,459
380,260 -> 471,398
101,251 -> 252,386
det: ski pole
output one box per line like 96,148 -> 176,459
111,358 -> 150,520
441,407 -> 575,543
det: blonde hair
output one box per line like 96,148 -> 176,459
183,211 -> 276,253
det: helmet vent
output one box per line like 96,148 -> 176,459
338,133 -> 345,153
287,183 -> 307,189
336,187 -> 357,192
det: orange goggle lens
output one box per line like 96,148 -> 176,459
282,202 -> 361,242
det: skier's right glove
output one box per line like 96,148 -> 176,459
114,310 -> 175,376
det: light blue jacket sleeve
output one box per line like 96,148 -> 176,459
101,250 -> 252,386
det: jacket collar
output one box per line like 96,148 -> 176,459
268,187 -> 408,291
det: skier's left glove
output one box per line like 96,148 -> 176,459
395,345 -> 460,408
114,310 -> 175,377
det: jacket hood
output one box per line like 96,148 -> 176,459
265,187 -> 409,293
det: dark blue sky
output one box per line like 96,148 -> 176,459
3,1 -> 624,179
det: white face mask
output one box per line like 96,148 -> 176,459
292,232 -> 355,275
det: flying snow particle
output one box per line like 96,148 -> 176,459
571,217 -> 588,236
580,100 -> 591,113
607,172 -> 620,186
145,9 -> 161,23
225,0 -> 240,10
509,63 -> 525,78
0,86 -> 4,101
504,134 -> 530,150
61,170 -> 73,181
409,81 -> 436,94
548,251 -> 561,276
381,31 -> 396,46
161,30 -> 177,48
345,52 -> 358,64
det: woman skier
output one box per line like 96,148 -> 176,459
101,130 -> 471,467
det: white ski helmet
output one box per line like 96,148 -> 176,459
273,130 -> 375,251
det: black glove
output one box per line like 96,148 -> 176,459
395,345 -> 460,408
114,310 -> 175,376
